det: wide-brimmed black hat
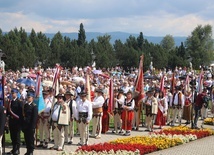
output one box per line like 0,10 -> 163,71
79,91 -> 88,96
42,90 -> 49,95
65,90 -> 74,96
55,93 -> 65,98
95,88 -> 104,94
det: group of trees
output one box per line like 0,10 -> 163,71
0,23 -> 213,71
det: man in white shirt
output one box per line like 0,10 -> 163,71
75,92 -> 92,146
91,89 -> 105,139
64,90 -> 76,144
50,93 -> 69,151
37,90 -> 52,148
172,86 -> 185,126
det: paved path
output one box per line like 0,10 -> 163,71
4,119 -> 214,155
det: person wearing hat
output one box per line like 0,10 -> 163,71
75,92 -> 92,146
121,90 -> 135,136
22,90 -> 38,155
142,89 -> 158,132
90,88 -> 105,139
64,90 -> 76,145
0,105 -> 6,155
49,93 -> 70,151
182,89 -> 193,125
37,90 -> 52,149
194,87 -> 208,129
112,89 -> 124,134
171,86 -> 185,126
6,88 -> 23,155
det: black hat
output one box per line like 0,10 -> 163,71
79,91 -> 88,96
42,90 -> 49,95
117,89 -> 124,93
95,88 -> 104,94
55,93 -> 65,98
65,90 -> 74,96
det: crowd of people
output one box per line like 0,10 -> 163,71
0,64 -> 213,155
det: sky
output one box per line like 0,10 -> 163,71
0,0 -> 214,36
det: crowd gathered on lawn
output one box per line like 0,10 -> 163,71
0,62 -> 213,155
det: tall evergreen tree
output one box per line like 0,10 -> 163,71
77,23 -> 86,46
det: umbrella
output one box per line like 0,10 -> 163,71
93,70 -> 103,75
28,73 -> 37,79
42,80 -> 53,87
16,78 -> 36,86
61,81 -> 72,86
21,73 -> 29,78
72,77 -> 85,84
144,75 -> 160,80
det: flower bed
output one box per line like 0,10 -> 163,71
204,118 -> 214,125
74,126 -> 214,155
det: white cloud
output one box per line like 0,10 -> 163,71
0,0 -> 214,36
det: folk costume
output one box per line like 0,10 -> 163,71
121,91 -> 134,136
91,89 -> 104,139
182,90 -> 193,124
50,94 -> 70,151
155,95 -> 168,127
172,86 -> 185,126
37,90 -> 52,148
112,89 -> 124,134
6,88 -> 23,155
101,98 -> 110,133
64,91 -> 76,144
143,90 -> 158,132
76,92 -> 92,146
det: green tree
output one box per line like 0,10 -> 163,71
186,24 -> 214,69
77,23 -> 86,46
160,34 -> 175,51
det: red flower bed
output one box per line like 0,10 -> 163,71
155,130 -> 210,139
76,142 -> 158,155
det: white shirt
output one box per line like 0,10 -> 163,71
43,97 -> 52,114
115,95 -> 125,108
76,99 -> 92,122
51,103 -> 61,121
122,98 -> 135,110
92,95 -> 104,108
173,91 -> 185,107
65,99 -> 77,117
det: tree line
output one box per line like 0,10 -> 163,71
0,23 -> 213,71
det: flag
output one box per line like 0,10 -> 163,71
0,76 -> 4,106
85,74 -> 91,101
52,64 -> 61,96
160,75 -> 165,96
108,79 -> 114,114
135,55 -> 144,101
34,73 -> 45,113
184,75 -> 190,94
171,72 -> 176,94
197,70 -> 204,93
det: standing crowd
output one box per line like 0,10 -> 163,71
0,65 -> 213,155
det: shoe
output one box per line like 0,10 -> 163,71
77,142 -> 83,146
43,143 -> 48,149
6,150 -> 14,155
13,150 -> 20,155
57,148 -> 63,151
119,130 -> 123,134
37,143 -> 43,147
95,136 -> 101,139
68,141 -> 73,145
49,146 -> 57,150
112,130 -> 116,133
144,129 -> 150,132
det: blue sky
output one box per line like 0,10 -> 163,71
0,0 -> 214,36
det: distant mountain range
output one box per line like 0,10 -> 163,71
45,32 -> 187,46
